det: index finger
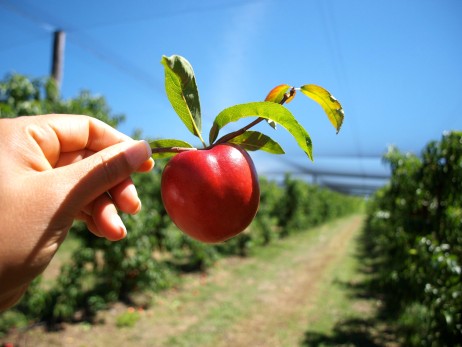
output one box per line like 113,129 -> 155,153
26,114 -> 153,171
44,114 -> 132,152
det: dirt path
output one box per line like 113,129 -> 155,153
212,215 -> 362,347
5,215 -> 364,347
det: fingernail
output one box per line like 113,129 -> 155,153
125,140 -> 152,170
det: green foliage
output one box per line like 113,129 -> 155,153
0,310 -> 28,338
364,132 -> 462,346
0,73 -> 124,126
276,174 -> 360,236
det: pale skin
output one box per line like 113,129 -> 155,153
0,114 -> 154,311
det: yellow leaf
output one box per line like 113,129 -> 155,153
300,84 -> 344,133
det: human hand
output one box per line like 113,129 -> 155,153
0,114 -> 154,310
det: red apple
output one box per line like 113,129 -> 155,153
161,143 -> 260,243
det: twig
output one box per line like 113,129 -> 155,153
214,87 -> 296,145
151,146 -> 198,154
150,87 -> 296,154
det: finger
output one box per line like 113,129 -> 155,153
137,157 -> 155,172
75,211 -> 104,238
45,114 -> 131,152
55,140 -> 152,213
55,149 -> 94,167
55,149 -> 154,173
54,116 -> 153,170
109,177 -> 141,215
91,194 -> 127,241
25,114 -> 129,168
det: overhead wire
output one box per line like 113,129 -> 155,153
0,0 -> 162,92
67,0 -> 268,34
315,1 -> 374,194
0,0 -> 54,52
1,0 -> 269,92
0,0 -> 56,32
0,0 -> 269,117
318,1 -> 365,160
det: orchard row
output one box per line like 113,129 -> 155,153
364,131 -> 462,346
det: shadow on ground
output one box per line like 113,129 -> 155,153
301,317 -> 398,347
300,227 -> 400,347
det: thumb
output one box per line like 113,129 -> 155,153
58,140 -> 152,212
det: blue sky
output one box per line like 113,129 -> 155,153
1,0 -> 461,194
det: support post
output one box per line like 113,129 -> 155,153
51,30 -> 65,91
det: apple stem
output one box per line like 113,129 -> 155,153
151,146 -> 198,154
214,87 -> 296,145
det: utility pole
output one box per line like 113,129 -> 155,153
51,30 -> 65,91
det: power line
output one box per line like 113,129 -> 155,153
317,1 -> 367,177
0,0 -> 163,92
1,0 -> 269,93
67,32 -> 163,93
0,0 -> 56,32
67,0 -> 268,33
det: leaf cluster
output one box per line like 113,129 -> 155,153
151,55 -> 344,161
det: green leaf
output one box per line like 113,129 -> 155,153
149,139 -> 194,159
300,84 -> 344,134
161,55 -> 203,141
210,102 -> 313,160
228,131 -> 285,154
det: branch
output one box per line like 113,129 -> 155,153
151,146 -> 198,154
214,87 -> 296,145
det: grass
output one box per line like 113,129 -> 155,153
304,232 -> 364,333
300,225 -> 400,347
116,309 -> 141,328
